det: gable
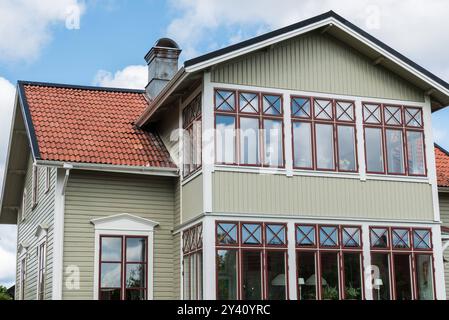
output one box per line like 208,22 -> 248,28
211,31 -> 424,102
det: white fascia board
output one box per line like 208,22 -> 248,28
35,160 -> 179,177
185,17 -> 449,100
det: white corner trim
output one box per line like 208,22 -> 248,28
92,213 -> 159,300
202,71 -> 214,213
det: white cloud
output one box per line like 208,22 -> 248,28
93,65 -> 147,90
166,0 -> 449,80
0,0 -> 85,62
0,225 -> 17,287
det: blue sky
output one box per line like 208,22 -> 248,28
1,0 -> 449,288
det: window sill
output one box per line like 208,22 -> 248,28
365,174 -> 429,184
214,165 -> 286,175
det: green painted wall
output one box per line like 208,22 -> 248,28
213,171 -> 434,221
62,171 -> 177,300
438,192 -> 449,299
181,174 -> 203,223
212,32 -> 424,102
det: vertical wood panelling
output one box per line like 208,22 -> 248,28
212,32 -> 424,102
181,174 -> 203,223
438,192 -> 449,298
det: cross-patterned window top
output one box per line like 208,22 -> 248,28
291,96 -> 355,122
182,223 -> 203,255
363,103 -> 424,128
369,227 -> 432,251
216,222 -> 287,247
296,225 -> 361,249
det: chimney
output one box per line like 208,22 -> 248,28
144,38 -> 181,99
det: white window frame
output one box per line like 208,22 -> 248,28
21,188 -> 27,221
91,213 -> 159,300
35,224 -> 48,300
17,243 -> 29,300
45,167 -> 51,193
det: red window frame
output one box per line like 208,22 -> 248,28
291,96 -> 358,173
99,235 -> 148,300
183,94 -> 202,178
215,221 -> 289,300
182,223 -> 203,300
214,89 -> 285,168
368,226 -> 436,300
295,224 -> 364,300
363,103 -> 427,176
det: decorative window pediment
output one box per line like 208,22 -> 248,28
35,223 -> 49,240
91,213 -> 159,232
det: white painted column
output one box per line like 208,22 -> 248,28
432,225 -> 447,300
287,221 -> 297,299
202,216 -> 216,299
52,168 -> 66,300
202,71 -> 214,213
355,99 -> 366,181
361,224 -> 373,300
284,93 -> 293,177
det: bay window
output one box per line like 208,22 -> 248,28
369,227 -> 435,300
296,224 -> 363,300
183,94 -> 202,177
363,103 -> 426,176
99,235 -> 147,300
291,97 -> 357,172
182,223 -> 203,300
216,221 -> 288,300
215,89 -> 284,167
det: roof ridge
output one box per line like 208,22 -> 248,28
17,80 -> 146,94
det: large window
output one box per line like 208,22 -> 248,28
363,103 -> 426,176
183,94 -> 202,177
216,221 -> 288,300
296,224 -> 363,300
215,89 -> 284,168
99,235 -> 147,300
369,227 -> 434,300
291,97 -> 357,172
182,223 -> 203,300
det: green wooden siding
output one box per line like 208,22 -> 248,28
213,171 -> 433,221
173,180 -> 181,299
62,171 -> 176,300
16,157 -> 56,300
212,32 -> 424,102
438,192 -> 449,299
181,174 -> 203,223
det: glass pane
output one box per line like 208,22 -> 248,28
215,90 -> 235,111
197,252 -> 203,300
363,104 -> 381,124
319,226 -> 338,247
126,263 -> 145,288
371,253 -> 391,300
100,289 -> 121,300
370,228 -> 389,248
365,127 -> 384,172
296,225 -> 316,247
336,101 -> 354,121
393,254 -> 413,300
405,108 -> 422,127
239,92 -> 259,113
125,290 -> 145,300
217,223 -> 238,245
342,227 -> 360,247
297,252 -> 317,300
101,237 -> 122,261
314,99 -> 333,120
263,95 -> 282,115
190,253 -> 197,299
263,119 -> 283,167
183,255 -> 190,299
126,238 -> 146,262
392,229 -> 410,248
343,253 -> 362,300
415,255 -> 434,300
217,250 -> 238,300
413,229 -> 431,249
386,129 -> 405,174
267,251 -> 287,300
384,106 -> 402,125
293,122 -> 313,168
100,263 -> 121,288
320,252 -> 340,300
337,126 -> 356,171
183,128 -> 192,175
266,224 -> 286,245
292,97 -> 311,118
216,115 -> 235,164
315,123 -> 334,170
407,131 -> 425,175
242,251 -> 262,300
240,117 -> 260,165
242,223 -> 262,245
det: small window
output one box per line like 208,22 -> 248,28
392,228 -> 410,248
315,123 -> 335,170
405,107 -> 423,127
314,99 -> 333,120
265,224 -> 286,246
336,101 -> 354,122
296,225 -> 316,247
319,226 -> 339,247
365,127 -> 384,173
293,121 -> 313,169
406,131 -> 425,175
216,115 -> 236,164
342,227 -> 361,248
413,229 -> 431,249
216,223 -> 238,245
32,165 -> 38,208
215,90 -> 235,111
263,119 -> 283,167
385,129 -> 405,174
337,125 -> 356,171
370,228 -> 389,248
291,97 -> 311,118
239,92 -> 259,113
241,223 -> 262,245
384,105 -> 402,125
262,94 -> 282,115
363,103 -> 381,124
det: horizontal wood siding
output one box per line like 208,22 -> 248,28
16,157 -> 56,300
62,171 -> 176,300
181,174 -> 203,223
213,171 -> 433,221
212,32 -> 424,102
173,180 -> 181,299
438,192 -> 449,298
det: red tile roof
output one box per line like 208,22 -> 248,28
20,82 -> 176,168
435,144 -> 449,187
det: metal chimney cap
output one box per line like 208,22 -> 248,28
144,37 -> 181,63
154,38 -> 180,49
